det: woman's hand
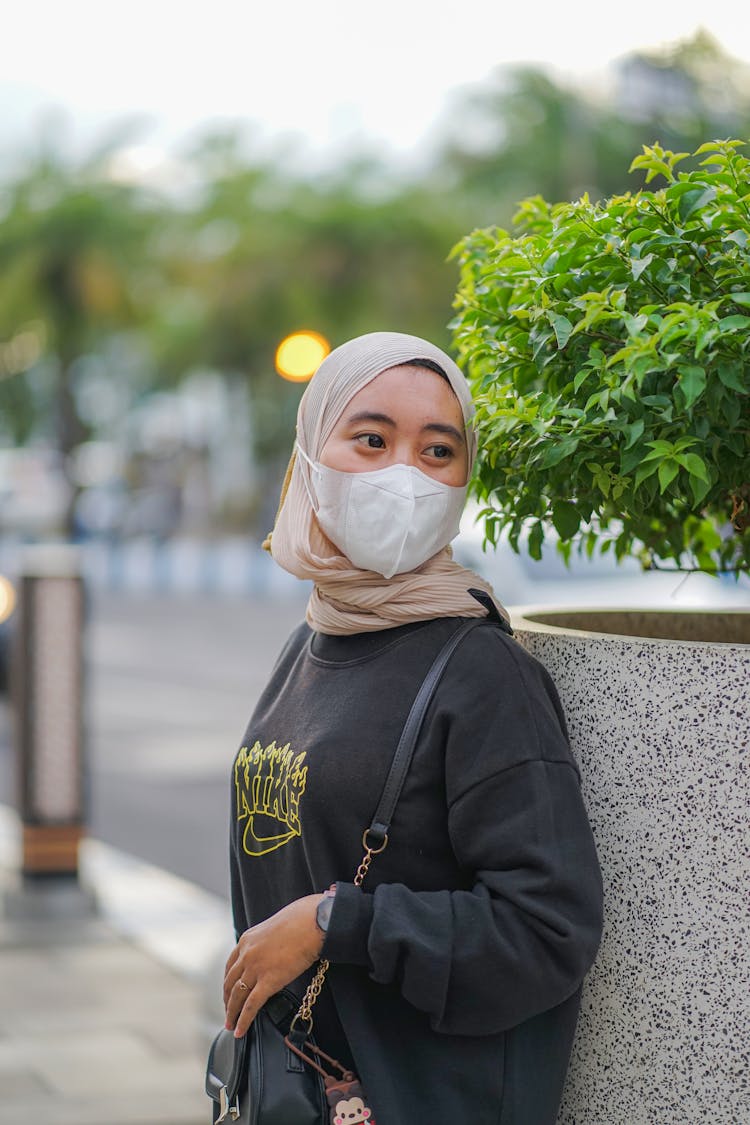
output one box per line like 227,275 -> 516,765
223,894 -> 325,1038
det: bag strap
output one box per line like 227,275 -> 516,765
292,611 -> 506,1034
467,587 -> 513,630
366,616 -> 486,847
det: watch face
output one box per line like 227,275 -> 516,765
316,894 -> 335,933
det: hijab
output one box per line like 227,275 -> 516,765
264,331 -> 507,634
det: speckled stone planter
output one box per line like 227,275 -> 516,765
512,608 -> 750,1125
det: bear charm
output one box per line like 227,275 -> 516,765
326,1077 -> 376,1125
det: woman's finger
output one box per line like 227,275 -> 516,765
233,981 -> 272,1039
224,959 -> 255,1017
224,975 -> 249,1027
223,934 -> 253,1006
223,958 -> 245,1008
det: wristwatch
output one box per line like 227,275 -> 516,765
315,885 -> 337,934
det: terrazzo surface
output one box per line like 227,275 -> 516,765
514,619 -> 749,1124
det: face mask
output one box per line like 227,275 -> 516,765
297,446 -> 467,578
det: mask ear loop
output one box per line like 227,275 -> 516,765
261,441 -> 322,554
293,442 -> 320,511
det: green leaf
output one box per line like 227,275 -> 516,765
718,314 -> 750,332
622,313 -> 649,338
551,500 -> 580,540
614,531 -> 631,561
539,436 -> 579,468
622,419 -> 645,449
548,312 -> 574,348
718,362 -> 747,394
722,394 -> 741,427
620,444 -> 646,474
677,453 -> 710,482
630,255 -> 654,281
689,474 -> 712,506
629,153 -> 673,183
557,538 -> 573,566
677,365 -> 706,408
658,460 -> 680,493
528,521 -> 544,561
691,518 -> 723,553
644,440 -> 674,455
729,292 -> 750,307
677,186 -> 716,221
634,460 -> 660,489
531,327 -> 554,363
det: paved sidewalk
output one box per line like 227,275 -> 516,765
0,804 -> 234,1125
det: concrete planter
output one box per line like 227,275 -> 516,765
512,608 -> 749,1125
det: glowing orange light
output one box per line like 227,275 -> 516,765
275,331 -> 331,382
0,576 -> 16,624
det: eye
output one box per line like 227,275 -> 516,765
355,433 -> 385,449
426,444 -> 454,460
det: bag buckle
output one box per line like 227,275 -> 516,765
216,1084 -> 241,1122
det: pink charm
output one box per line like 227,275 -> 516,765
331,1095 -> 372,1124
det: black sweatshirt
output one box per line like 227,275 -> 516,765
229,616 -> 603,1124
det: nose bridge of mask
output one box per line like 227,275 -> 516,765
355,462 -> 444,499
407,464 -> 447,497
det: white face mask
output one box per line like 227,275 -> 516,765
296,446 -> 467,578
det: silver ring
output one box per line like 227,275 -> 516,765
237,980 -> 249,992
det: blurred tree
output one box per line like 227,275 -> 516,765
2,29 -> 747,539
152,129 -> 464,482
434,30 -> 750,224
0,129 -> 160,531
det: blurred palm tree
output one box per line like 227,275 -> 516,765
0,126 -> 160,531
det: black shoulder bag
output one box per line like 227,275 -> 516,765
205,609 -> 511,1125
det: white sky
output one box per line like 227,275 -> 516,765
3,0 -> 749,172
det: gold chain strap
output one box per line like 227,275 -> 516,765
292,830 -> 389,1033
295,958 -> 330,1029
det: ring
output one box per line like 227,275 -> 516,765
237,980 -> 249,992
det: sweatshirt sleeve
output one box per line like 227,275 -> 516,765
321,627 -> 603,1036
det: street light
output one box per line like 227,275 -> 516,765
275,331 -> 330,382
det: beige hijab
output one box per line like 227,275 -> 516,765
265,331 -> 506,634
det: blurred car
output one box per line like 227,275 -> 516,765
0,573 -> 17,694
453,504 -> 750,611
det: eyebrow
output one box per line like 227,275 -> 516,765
344,411 -> 465,444
346,411 -> 395,426
344,407 -> 463,436
422,422 -> 466,444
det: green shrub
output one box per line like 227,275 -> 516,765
451,139 -> 750,574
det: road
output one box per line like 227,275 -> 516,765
1,590 -> 310,900
4,562 -> 749,900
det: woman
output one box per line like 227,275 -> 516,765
223,331 -> 603,1124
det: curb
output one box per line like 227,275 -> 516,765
0,803 -> 234,980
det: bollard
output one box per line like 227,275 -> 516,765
11,544 -> 89,888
